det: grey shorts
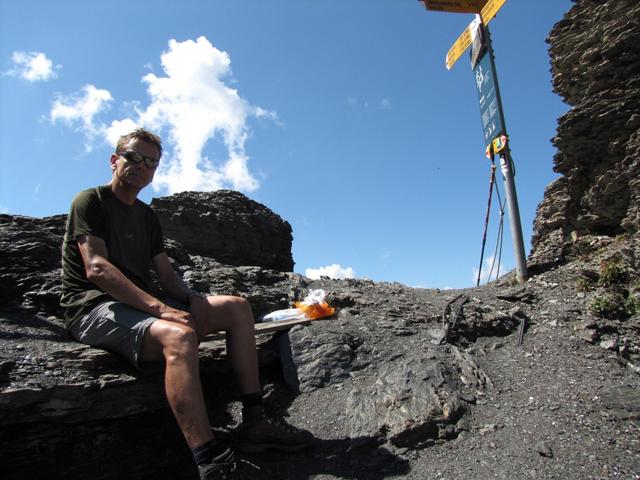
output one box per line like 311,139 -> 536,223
69,299 -> 185,369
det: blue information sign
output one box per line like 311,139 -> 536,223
473,50 -> 505,145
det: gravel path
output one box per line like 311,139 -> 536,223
232,265 -> 640,480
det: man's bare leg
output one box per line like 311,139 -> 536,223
191,295 -> 261,395
140,320 -> 213,448
143,295 -> 312,458
190,295 -> 313,453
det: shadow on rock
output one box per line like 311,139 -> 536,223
0,307 -> 68,342
232,437 -> 411,480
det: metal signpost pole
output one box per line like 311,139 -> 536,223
476,23 -> 528,283
424,0 -> 528,283
499,150 -> 528,283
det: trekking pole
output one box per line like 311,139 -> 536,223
476,159 -> 496,286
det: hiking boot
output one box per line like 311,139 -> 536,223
237,417 -> 314,453
197,447 -> 236,480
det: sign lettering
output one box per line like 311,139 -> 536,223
446,16 -> 480,70
473,50 -> 505,144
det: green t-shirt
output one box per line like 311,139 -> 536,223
60,185 -> 165,328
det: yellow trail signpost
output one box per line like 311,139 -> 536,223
445,0 -> 507,70
421,0 -> 487,14
479,0 -> 508,23
420,0 -> 528,284
446,16 -> 480,71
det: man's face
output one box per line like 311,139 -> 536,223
110,138 -> 161,190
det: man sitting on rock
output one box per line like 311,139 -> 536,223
60,128 -> 312,479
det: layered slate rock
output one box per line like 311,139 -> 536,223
0,193 -> 297,479
527,0 -> 640,358
345,347 -> 491,447
0,214 -> 67,315
530,0 -> 640,265
286,280 -> 519,447
0,319 -> 248,480
151,190 -> 294,272
288,322 -> 364,392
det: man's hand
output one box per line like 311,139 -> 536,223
158,305 -> 194,327
79,234 -> 173,317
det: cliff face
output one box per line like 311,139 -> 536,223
530,0 -> 640,265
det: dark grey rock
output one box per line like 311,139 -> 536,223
530,0 -> 640,266
345,346 -> 491,448
0,214 -> 66,315
289,324 -> 361,392
600,385 -> 640,420
535,441 -> 554,458
151,190 -> 294,271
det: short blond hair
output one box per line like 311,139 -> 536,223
115,128 -> 163,158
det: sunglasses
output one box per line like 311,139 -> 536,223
118,150 -> 160,169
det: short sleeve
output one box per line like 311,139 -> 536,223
67,189 -> 107,241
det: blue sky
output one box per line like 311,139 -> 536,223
0,0 -> 572,289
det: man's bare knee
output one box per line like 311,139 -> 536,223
208,295 -> 252,317
194,295 -> 255,334
227,296 -> 254,324
228,295 -> 251,311
161,324 -> 199,362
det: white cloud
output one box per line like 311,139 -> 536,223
472,256 -> 508,285
106,118 -> 140,147
6,51 -> 59,82
50,36 -> 272,192
0,206 -> 8,214
306,264 -> 356,280
50,84 -> 113,151
130,36 -> 269,194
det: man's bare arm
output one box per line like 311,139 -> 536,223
152,252 -> 194,302
77,234 -> 191,325
153,252 -> 211,337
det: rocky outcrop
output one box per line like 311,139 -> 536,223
530,0 -> 640,265
0,194 -> 294,479
345,347 -> 491,448
0,214 -> 67,316
151,190 -> 294,272
0,197 -> 528,479
0,190 -> 293,313
527,0 -> 640,358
